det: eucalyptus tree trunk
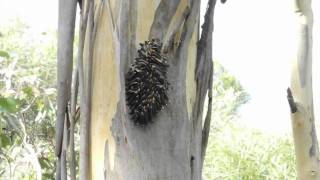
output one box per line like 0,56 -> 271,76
287,0 -> 320,179
57,0 -> 219,179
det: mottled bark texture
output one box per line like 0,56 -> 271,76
287,0 -> 320,179
57,0 -> 218,179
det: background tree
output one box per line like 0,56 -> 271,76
287,0 -> 320,179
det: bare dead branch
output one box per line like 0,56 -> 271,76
196,0 -> 215,79
193,0 -> 216,120
201,64 -> 213,165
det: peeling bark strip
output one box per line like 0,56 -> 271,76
289,0 -> 320,179
149,0 -> 181,40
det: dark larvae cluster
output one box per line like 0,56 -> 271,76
125,39 -> 169,125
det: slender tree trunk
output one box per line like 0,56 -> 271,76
287,0 -> 320,179
56,0 -> 77,179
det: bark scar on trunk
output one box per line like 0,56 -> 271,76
309,121 -> 319,157
287,88 -> 297,113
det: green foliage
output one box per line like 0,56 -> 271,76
203,122 -> 296,179
203,62 -> 296,179
0,50 -> 10,58
0,96 -> 19,113
211,62 -> 249,131
0,19 -> 57,179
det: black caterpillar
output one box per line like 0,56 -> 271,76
125,39 -> 169,125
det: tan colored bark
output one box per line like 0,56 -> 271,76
90,1 -> 119,178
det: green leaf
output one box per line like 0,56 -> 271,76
0,97 -> 19,113
0,50 -> 10,58
43,173 -> 54,180
22,86 -> 34,97
39,158 -> 51,169
0,169 -> 5,176
0,134 -> 11,148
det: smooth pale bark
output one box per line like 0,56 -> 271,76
288,0 -> 320,179
56,0 -> 77,156
77,0 -> 216,179
56,0 -> 77,179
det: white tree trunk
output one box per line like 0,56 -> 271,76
288,0 -> 320,179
